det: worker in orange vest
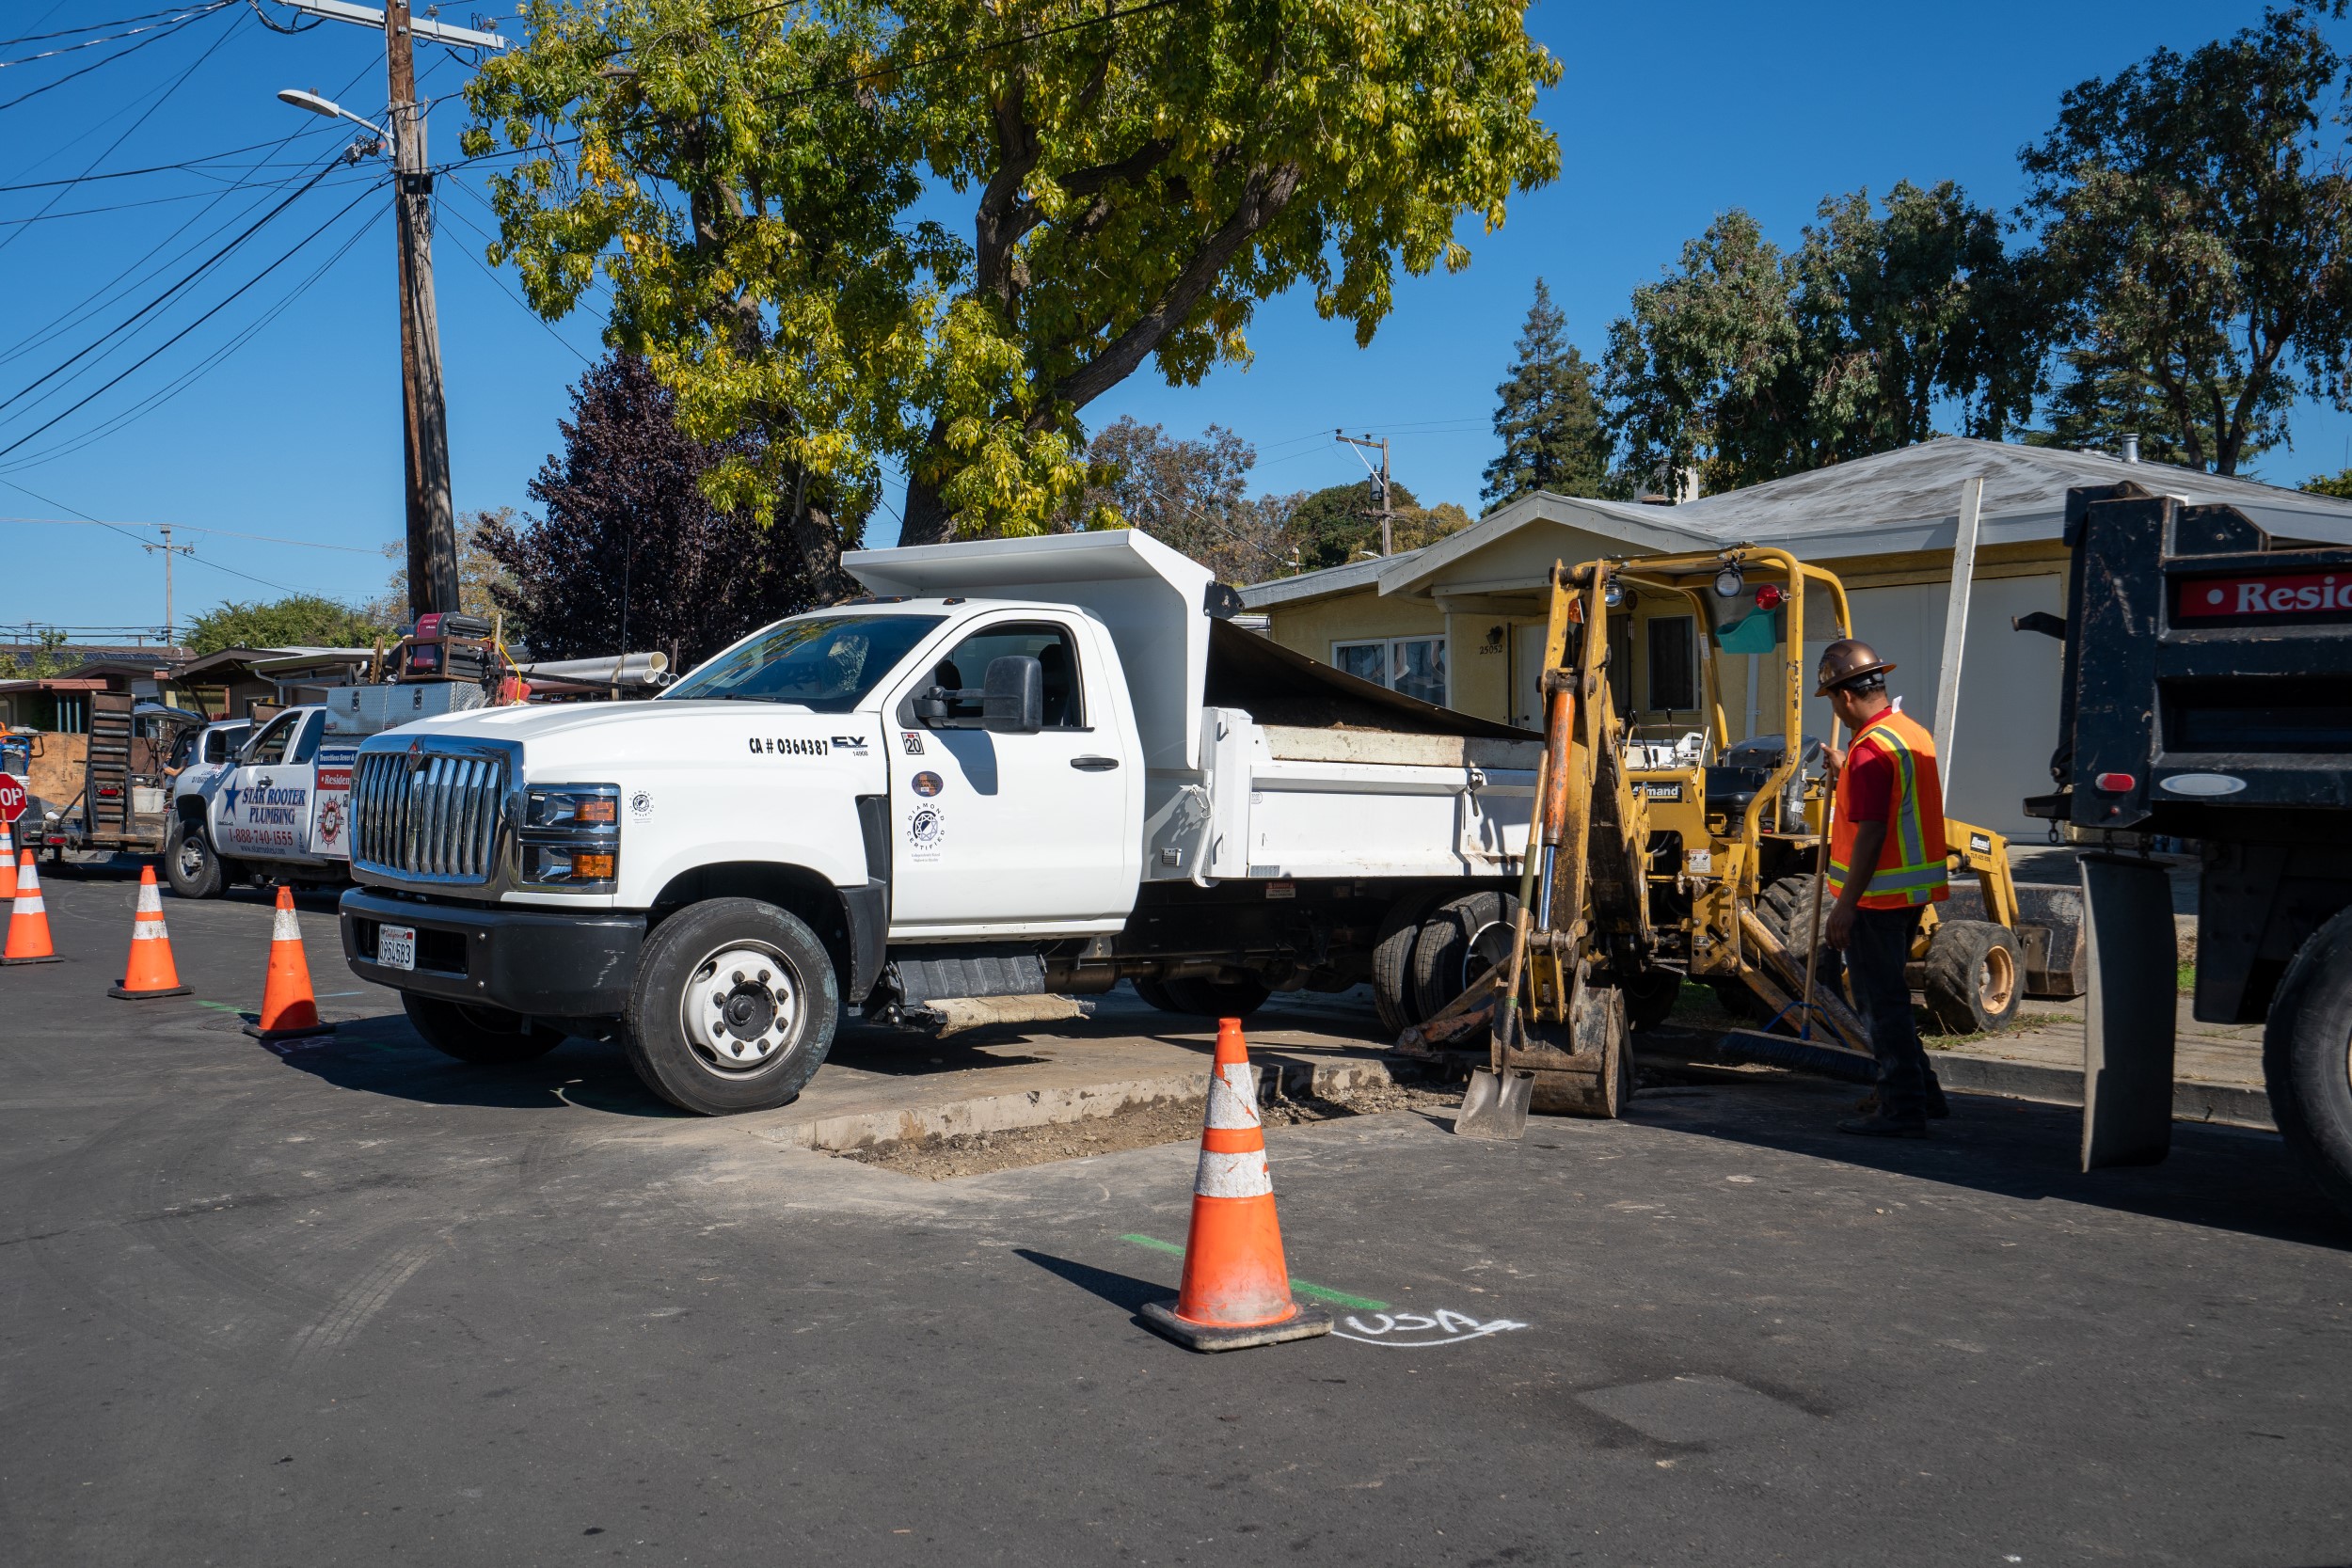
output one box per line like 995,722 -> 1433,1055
1819,639 -> 1949,1137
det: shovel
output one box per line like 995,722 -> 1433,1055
1455,747 -> 1548,1141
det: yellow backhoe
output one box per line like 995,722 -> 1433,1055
1404,547 -> 2084,1137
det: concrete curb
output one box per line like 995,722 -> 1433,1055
752,1054 -> 1418,1153
1928,1049 -> 2275,1132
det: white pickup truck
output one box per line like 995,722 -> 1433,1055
166,709 -> 358,897
338,531 -> 1539,1114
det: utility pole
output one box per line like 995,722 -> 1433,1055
269,0 -> 505,624
140,525 -> 194,646
386,0 -> 455,624
1334,431 -> 1394,556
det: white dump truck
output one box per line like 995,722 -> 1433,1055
338,531 -> 1539,1114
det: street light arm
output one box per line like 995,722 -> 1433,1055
276,87 -> 391,141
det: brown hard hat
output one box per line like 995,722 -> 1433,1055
1815,638 -> 1895,695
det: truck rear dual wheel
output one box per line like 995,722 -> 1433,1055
1371,893 -> 1442,1036
1411,891 -> 1520,1031
2265,904 -> 2352,1219
624,897 -> 841,1116
405,994 -> 565,1065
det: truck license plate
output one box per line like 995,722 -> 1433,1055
377,925 -> 417,972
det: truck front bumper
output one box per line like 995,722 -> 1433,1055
341,885 -> 645,1018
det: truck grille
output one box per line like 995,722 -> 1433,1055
353,749 -> 509,882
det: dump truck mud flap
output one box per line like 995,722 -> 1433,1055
2079,853 -> 2178,1169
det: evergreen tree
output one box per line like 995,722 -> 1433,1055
1482,278 -> 1609,510
481,355 -> 856,668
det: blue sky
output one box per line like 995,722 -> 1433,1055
4,0 -> 2347,641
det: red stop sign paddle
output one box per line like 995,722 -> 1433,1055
0,775 -> 25,823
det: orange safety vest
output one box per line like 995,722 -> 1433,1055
1827,708 -> 1949,911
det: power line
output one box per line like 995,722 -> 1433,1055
0,5 -> 232,68
0,135 -> 303,192
2,197 -> 387,472
1,47 -> 380,370
0,477 -> 311,597
0,3 -> 249,256
0,1 -> 228,115
0,171 -> 385,463
0,516 -> 385,553
0,4 -> 230,48
0,148 -> 354,423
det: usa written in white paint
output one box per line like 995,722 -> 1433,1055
1335,1308 -> 1530,1347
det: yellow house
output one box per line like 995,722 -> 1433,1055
1239,436 -> 2352,838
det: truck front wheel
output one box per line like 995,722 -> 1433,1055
2265,904 -> 2352,1219
164,815 -> 224,900
404,995 -> 564,1064
624,897 -> 840,1115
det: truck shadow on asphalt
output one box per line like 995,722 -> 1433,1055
267,1015 -> 690,1117
1627,1077 -> 2352,1251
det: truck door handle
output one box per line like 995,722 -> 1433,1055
1071,755 -> 1120,771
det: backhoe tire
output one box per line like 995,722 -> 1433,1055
164,815 -> 224,900
2263,905 -> 2352,1221
1410,891 -> 1521,1026
1371,892 -> 1442,1036
1923,919 -> 2023,1035
404,995 -> 565,1065
1163,975 -> 1271,1021
1733,872 -> 1843,1029
1131,977 -> 1184,1013
1621,968 -> 1684,1032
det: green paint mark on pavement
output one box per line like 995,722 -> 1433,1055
1117,1233 -> 1388,1312
194,1000 -> 246,1015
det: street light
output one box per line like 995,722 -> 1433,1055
276,87 -> 390,143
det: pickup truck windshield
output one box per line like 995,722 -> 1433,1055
662,614 -> 946,711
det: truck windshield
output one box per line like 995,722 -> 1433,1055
662,614 -> 946,711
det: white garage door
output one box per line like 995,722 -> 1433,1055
1801,575 -> 2064,843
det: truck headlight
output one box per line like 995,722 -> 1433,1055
517,784 -> 620,889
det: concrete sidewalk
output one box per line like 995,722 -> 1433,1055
1928,996 -> 2271,1130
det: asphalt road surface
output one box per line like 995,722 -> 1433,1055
5,866 -> 2349,1566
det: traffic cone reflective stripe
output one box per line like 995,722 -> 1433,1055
0,821 -> 16,900
1140,1017 -> 1331,1352
244,884 -> 332,1041
110,864 -> 190,999
0,851 -> 60,964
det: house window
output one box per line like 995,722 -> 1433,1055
1334,636 -> 1447,707
1646,615 -> 1696,712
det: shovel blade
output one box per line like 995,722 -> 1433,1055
1454,1067 -> 1535,1140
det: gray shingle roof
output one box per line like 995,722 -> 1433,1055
1670,436 -> 2352,550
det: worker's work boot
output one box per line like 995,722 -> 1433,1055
1836,1113 -> 1927,1138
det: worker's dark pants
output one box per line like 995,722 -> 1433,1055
1848,906 -> 1931,1123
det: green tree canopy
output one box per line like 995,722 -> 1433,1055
1481,277 -> 1607,510
464,0 -> 1562,545
1600,182 -> 2038,495
183,594 -> 388,657
2022,6 -> 2352,475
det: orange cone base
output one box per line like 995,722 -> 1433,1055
110,979 -> 191,999
243,1018 -> 334,1042
0,953 -> 61,966
1139,1297 -> 1330,1353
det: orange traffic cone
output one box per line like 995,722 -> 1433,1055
0,821 -> 16,901
0,850 -> 60,965
243,884 -> 333,1041
1140,1018 -> 1331,1352
110,864 -> 190,999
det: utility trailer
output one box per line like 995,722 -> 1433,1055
2026,482 -> 2352,1215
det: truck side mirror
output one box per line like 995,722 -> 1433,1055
981,655 -> 1044,734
